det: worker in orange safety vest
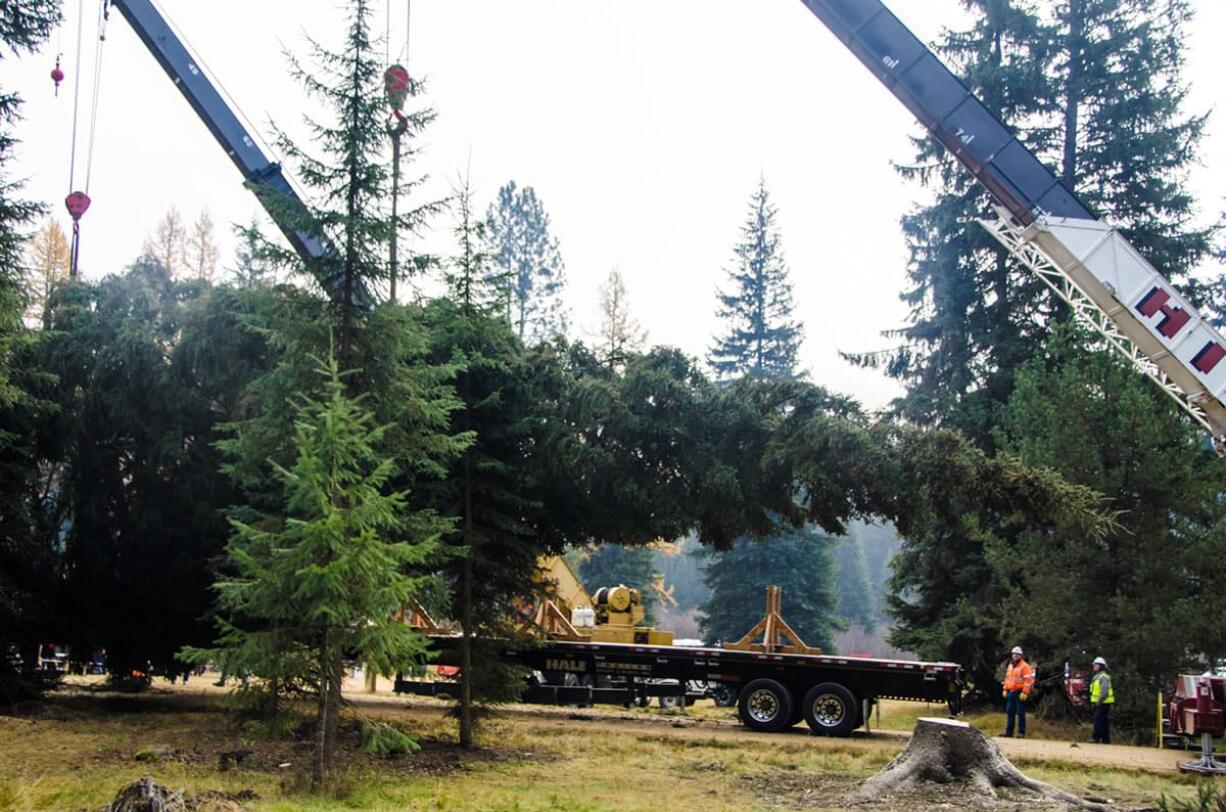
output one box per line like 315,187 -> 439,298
1000,645 -> 1035,738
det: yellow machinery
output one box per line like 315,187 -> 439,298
522,555 -> 674,646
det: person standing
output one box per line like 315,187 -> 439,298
1001,645 -> 1035,738
1089,656 -> 1114,744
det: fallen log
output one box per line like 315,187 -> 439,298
851,717 -> 1116,810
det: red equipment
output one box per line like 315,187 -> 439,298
51,55 -> 64,95
1168,675 -> 1226,774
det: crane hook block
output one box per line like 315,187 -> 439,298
384,65 -> 412,111
51,55 -> 64,96
65,191 -> 91,222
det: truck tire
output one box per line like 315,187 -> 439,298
710,683 -> 737,708
738,678 -> 794,733
802,682 -> 858,737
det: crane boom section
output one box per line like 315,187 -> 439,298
798,0 -> 1226,443
109,0 -> 369,306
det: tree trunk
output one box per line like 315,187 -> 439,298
313,629 -> 341,790
459,557 -> 474,749
851,718 -> 1115,810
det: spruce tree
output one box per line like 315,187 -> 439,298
201,353 -> 436,785
708,177 -> 803,382
483,181 -> 569,345
425,181 -> 548,747
833,534 -> 875,633
870,0 -> 1220,686
994,323 -> 1226,736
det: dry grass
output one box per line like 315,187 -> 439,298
0,685 -> 1205,811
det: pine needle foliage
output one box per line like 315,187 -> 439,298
195,352 -> 438,786
708,177 -> 803,382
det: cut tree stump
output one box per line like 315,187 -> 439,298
850,718 -> 1116,810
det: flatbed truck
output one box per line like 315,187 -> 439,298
396,635 -> 962,737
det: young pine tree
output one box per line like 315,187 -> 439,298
203,353 -> 437,786
708,177 -> 803,382
483,181 -> 570,345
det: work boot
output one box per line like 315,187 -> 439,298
999,732 -> 1013,738
1017,733 -> 1025,739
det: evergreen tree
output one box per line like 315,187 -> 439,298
483,181 -> 569,345
199,353 -> 437,786
424,181 -> 548,747
708,177 -> 803,382
22,218 -> 69,326
230,218 -> 274,288
39,261 -> 234,679
870,0 -> 1219,687
993,324 -> 1226,737
696,526 -> 843,651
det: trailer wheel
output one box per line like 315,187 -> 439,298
710,683 -> 737,708
802,682 -> 857,737
738,678 -> 794,733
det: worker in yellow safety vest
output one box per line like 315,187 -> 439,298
1000,645 -> 1035,738
1089,656 -> 1114,744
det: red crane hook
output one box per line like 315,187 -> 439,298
51,54 -> 64,96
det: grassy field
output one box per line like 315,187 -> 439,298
0,684 -> 1208,811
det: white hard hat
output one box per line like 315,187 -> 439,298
1011,646 -> 1023,655
1093,656 -> 1107,667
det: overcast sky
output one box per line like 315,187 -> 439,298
8,0 -> 1226,409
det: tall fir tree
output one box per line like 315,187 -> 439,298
869,0 -> 1220,688
833,533 -> 875,633
708,177 -> 803,382
483,180 -> 569,345
993,324 -> 1226,737
424,181 -> 549,747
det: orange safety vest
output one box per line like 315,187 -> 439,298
1004,659 -> 1035,693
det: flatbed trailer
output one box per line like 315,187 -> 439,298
395,635 -> 962,736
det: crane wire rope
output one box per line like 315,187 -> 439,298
66,0 -> 85,193
84,0 -> 108,193
149,0 -> 316,214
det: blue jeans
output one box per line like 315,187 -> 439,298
1005,690 -> 1027,736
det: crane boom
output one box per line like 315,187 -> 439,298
108,0 -> 367,306
798,0 -> 1226,446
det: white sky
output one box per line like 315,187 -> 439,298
8,0 -> 1226,409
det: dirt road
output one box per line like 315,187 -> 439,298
147,676 -> 1195,776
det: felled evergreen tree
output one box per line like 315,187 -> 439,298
202,353 -> 437,786
708,178 -> 803,382
483,181 -> 569,345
